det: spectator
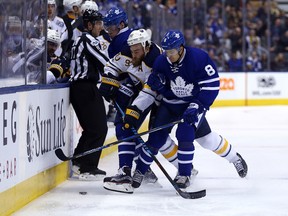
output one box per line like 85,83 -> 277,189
245,29 -> 261,51
229,26 -> 243,53
247,40 -> 268,58
246,51 -> 262,72
47,0 -> 66,56
277,29 -> 288,53
227,50 -> 243,72
271,53 -> 288,71
61,0 -> 83,57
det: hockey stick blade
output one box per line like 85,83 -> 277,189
54,119 -> 182,161
178,189 -> 206,199
151,151 -> 206,199
55,148 -> 70,161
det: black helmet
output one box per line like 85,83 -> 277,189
83,9 -> 103,27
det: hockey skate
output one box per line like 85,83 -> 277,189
103,166 -> 133,193
71,162 -> 106,181
174,175 -> 191,189
232,153 -> 248,178
79,168 -> 106,181
143,167 -> 158,184
189,168 -> 199,184
72,163 -> 81,175
132,169 -> 144,188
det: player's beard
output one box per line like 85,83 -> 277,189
132,55 -> 144,67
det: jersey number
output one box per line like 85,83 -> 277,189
205,64 -> 216,76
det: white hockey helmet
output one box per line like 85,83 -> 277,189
7,16 -> 21,28
63,0 -> 82,11
48,0 -> 56,5
47,29 -> 60,45
81,0 -> 99,14
127,29 -> 151,48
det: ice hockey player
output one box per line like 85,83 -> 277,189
99,29 -> 162,193
61,0 -> 83,57
102,7 -> 133,123
103,7 -> 133,58
47,0 -> 66,56
69,9 -> 109,181
124,30 -> 248,190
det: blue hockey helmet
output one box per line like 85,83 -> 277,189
161,30 -> 185,50
103,7 -> 128,27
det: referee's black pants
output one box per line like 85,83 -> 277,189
70,80 -> 108,172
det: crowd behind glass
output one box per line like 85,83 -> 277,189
0,0 -> 287,88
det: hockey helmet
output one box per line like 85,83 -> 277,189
161,30 -> 185,50
83,9 -> 103,27
103,7 -> 128,27
63,0 -> 82,11
7,16 -> 21,29
81,0 -> 99,14
47,29 -> 60,45
127,29 -> 151,48
48,0 -> 56,5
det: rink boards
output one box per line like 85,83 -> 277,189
1,72 -> 288,215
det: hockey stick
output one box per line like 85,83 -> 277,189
60,16 -> 83,57
55,119 -> 182,161
114,102 -> 206,199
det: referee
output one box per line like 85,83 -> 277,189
69,9 -> 109,181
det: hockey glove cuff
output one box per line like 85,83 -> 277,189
124,105 -> 142,129
99,75 -> 120,101
49,57 -> 70,78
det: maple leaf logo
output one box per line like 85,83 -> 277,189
115,9 -> 120,15
171,76 -> 194,98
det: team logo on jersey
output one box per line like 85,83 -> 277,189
170,76 -> 194,97
56,20 -> 64,27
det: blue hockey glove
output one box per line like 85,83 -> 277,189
147,73 -> 166,92
183,103 -> 204,125
147,73 -> 175,99
99,74 -> 120,101
124,105 -> 142,129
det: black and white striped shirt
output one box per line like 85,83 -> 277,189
70,32 -> 109,82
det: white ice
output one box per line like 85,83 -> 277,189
13,106 -> 288,216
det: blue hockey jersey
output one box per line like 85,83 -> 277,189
152,46 -> 220,110
107,27 -> 133,58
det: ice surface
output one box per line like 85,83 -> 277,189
13,106 -> 288,216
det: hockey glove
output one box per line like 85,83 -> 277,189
183,102 -> 204,125
115,83 -> 135,108
49,57 -> 70,78
124,105 -> 142,129
99,74 -> 120,101
147,73 -> 165,92
147,73 -> 175,99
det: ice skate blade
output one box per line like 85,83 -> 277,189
103,182 -> 134,194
